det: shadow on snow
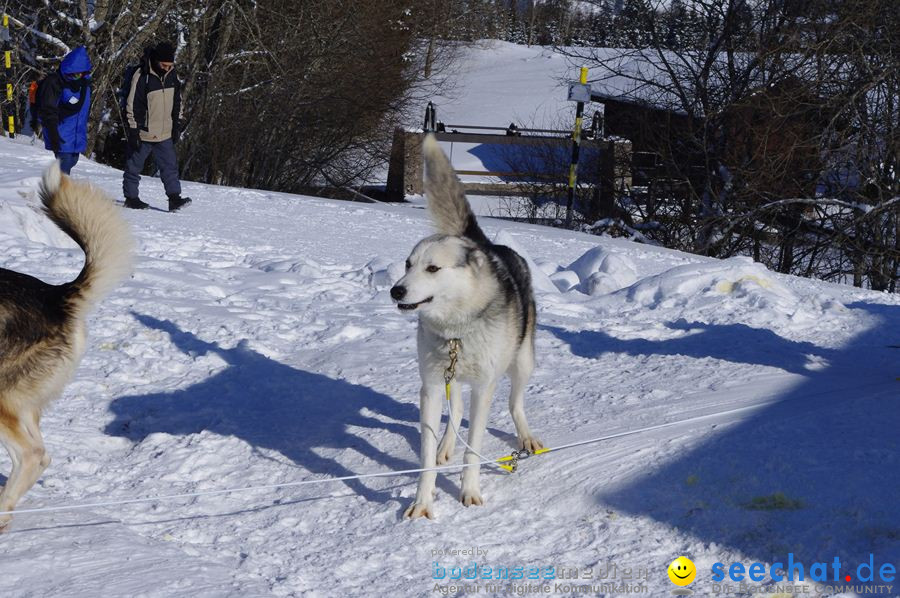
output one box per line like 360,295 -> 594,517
544,319 -> 836,376
105,313 -> 428,504
555,302 -> 900,584
557,303 -> 900,583
105,313 -> 518,507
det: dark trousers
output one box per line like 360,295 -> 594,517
123,138 -> 182,199
55,152 -> 80,175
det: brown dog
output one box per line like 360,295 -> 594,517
0,163 -> 133,527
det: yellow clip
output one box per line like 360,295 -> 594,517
495,447 -> 550,473
496,455 -> 515,473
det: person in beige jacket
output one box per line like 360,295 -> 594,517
122,42 -> 191,212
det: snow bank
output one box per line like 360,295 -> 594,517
0,181 -> 79,249
556,246 -> 639,295
590,256 -> 847,330
620,257 -> 795,308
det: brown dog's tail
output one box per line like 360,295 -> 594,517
422,134 -> 490,246
39,162 -> 134,314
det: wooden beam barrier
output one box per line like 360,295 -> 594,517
386,128 -> 614,201
454,170 -> 563,180
432,131 -> 577,147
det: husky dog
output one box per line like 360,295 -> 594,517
391,135 -> 542,519
0,163 -> 133,527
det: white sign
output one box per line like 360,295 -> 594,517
567,83 -> 591,103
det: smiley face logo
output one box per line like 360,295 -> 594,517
668,556 -> 696,586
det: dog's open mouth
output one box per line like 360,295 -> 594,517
397,297 -> 433,311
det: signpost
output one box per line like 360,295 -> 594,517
1,14 -> 14,139
565,67 -> 590,228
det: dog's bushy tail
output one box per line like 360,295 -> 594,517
422,134 -> 490,246
39,162 -> 134,314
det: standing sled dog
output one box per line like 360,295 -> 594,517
391,135 -> 542,519
0,163 -> 133,528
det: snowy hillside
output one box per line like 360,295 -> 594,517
414,41 -> 640,198
425,40 -> 578,129
423,40 -> 638,129
1,135 -> 899,598
415,40 -> 584,183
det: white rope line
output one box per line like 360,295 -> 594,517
543,400 -> 769,454
0,460 -> 494,518
0,397 -> 773,520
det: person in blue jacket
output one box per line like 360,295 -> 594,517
36,46 -> 92,175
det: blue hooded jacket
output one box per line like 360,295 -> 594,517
37,46 -> 92,153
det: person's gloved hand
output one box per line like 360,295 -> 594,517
171,122 -> 180,145
48,129 -> 62,153
126,128 -> 141,152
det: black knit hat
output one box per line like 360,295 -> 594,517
151,42 -> 176,62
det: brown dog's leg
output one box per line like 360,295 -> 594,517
0,407 -> 48,529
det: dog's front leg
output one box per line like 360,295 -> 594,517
436,381 -> 462,464
460,380 -> 497,507
404,383 -> 443,519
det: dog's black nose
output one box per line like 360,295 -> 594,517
390,285 -> 406,301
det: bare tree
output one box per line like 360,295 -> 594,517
174,0 -> 457,194
559,0 -> 898,291
7,0 -> 459,198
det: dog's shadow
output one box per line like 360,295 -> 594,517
103,313 -> 469,504
542,319 -> 836,375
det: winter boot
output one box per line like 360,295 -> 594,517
124,196 -> 150,210
167,194 -> 192,212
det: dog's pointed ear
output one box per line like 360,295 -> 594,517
466,246 -> 487,269
422,134 -> 469,237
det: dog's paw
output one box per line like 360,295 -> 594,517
404,502 -> 435,520
460,490 -> 484,507
519,436 -> 544,453
0,514 -> 11,531
436,443 -> 455,465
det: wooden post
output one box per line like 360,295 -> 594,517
402,132 -> 424,197
386,127 -> 407,200
385,129 -> 425,201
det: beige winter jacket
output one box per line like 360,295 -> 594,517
125,63 -> 182,143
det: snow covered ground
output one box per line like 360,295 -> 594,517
1,134 -> 898,598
